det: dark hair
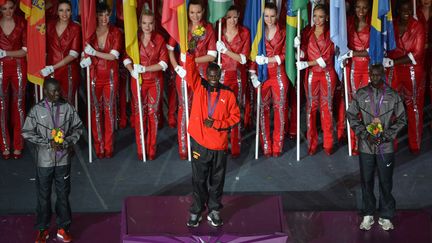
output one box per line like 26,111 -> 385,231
57,0 -> 71,8
188,0 -> 205,11
313,3 -> 329,16
227,5 -> 240,14
207,62 -> 221,75
264,2 -> 278,12
369,63 -> 384,72
96,2 -> 111,14
396,0 -> 412,14
43,78 -> 60,90
1,0 -> 16,6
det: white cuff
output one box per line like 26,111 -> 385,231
407,52 -> 417,65
207,50 -> 217,57
123,58 -> 132,67
248,70 -> 256,74
158,61 -> 168,71
274,55 -> 281,65
239,54 -> 247,65
166,44 -> 175,51
69,50 -> 79,58
109,50 -> 120,59
22,47 -> 27,52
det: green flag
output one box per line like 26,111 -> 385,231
208,0 -> 232,24
286,0 -> 309,85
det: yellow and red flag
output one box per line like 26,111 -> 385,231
20,0 -> 46,85
161,0 -> 188,53
123,0 -> 141,84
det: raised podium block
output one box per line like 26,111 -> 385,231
121,195 -> 288,242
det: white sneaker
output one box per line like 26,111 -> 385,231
359,215 -> 375,230
378,217 -> 394,231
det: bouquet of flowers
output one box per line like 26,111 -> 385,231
366,118 -> 383,137
51,128 -> 65,145
188,26 -> 206,51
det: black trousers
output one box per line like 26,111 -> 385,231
359,152 -> 395,219
35,165 -> 71,230
190,139 -> 228,214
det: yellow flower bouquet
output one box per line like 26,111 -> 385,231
366,122 -> 383,137
51,128 -> 65,145
189,26 -> 206,51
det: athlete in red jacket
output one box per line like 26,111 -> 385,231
184,53 -> 240,228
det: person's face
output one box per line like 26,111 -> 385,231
369,67 -> 384,87
57,3 -> 71,22
44,83 -> 61,102
141,14 -> 154,34
264,8 -> 277,27
355,0 -> 369,19
188,4 -> 204,25
207,69 -> 221,87
421,0 -> 432,8
97,11 -> 110,27
0,1 -> 15,19
313,8 -> 327,27
398,3 -> 412,22
225,10 -> 239,28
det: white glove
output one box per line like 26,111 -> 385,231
255,55 -> 269,65
174,65 -> 186,79
383,57 -> 394,68
295,50 -> 305,60
216,41 -> 228,54
250,73 -> 261,88
180,53 -> 186,63
131,69 -> 140,80
40,66 -> 54,77
294,36 -> 301,48
0,49 -> 6,59
316,57 -> 327,68
84,44 -> 97,56
133,64 -> 146,73
296,61 -> 309,71
80,57 -> 92,68
338,50 -> 353,62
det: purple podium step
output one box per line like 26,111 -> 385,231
121,195 -> 289,243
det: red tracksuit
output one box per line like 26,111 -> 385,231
168,22 -> 217,158
0,15 -> 27,153
220,25 -> 250,156
417,9 -> 432,115
345,16 -> 371,153
387,17 -> 426,153
125,32 -> 168,159
301,25 -> 337,154
88,25 -> 123,156
46,20 -> 82,104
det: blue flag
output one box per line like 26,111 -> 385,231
71,0 -> 79,22
369,0 -> 396,64
330,0 -> 348,80
243,0 -> 268,82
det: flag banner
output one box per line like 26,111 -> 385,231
369,0 -> 396,64
330,0 -> 348,80
107,0 -> 117,24
123,0 -> 141,84
80,0 -> 96,47
20,0 -> 46,86
243,0 -> 267,82
208,0 -> 232,24
285,0 -> 309,85
71,0 -> 79,22
162,0 -> 188,53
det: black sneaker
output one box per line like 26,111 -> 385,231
186,213 -> 202,227
207,210 -> 223,227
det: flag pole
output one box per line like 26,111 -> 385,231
35,84 -> 39,103
217,19 -> 222,66
135,76 -> 146,162
296,9 -> 301,161
255,85 -> 261,160
75,92 -> 78,111
343,66 -> 352,156
86,66 -> 93,163
183,77 -> 192,161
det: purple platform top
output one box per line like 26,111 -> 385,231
121,195 -> 289,242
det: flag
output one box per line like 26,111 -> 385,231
80,0 -> 96,47
71,0 -> 79,22
208,0 -> 232,24
243,0 -> 267,82
369,0 -> 396,64
330,0 -> 348,80
123,0 -> 141,84
162,0 -> 188,53
285,0 -> 309,85
20,0 -> 46,86
107,0 -> 117,24
0,0 -> 7,6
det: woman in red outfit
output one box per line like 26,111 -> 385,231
418,0 -> 432,118
297,4 -> 337,156
253,2 -> 288,158
82,2 -> 123,159
216,5 -> 250,158
385,0 -> 426,154
124,9 -> 168,160
167,0 -> 216,160
41,0 -> 81,105
0,0 -> 27,160
340,0 -> 371,155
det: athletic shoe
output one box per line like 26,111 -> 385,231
57,228 -> 72,242
359,215 -> 374,230
378,218 -> 394,231
186,213 -> 202,227
35,229 -> 49,243
207,210 -> 223,227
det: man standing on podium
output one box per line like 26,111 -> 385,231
180,52 -> 240,228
